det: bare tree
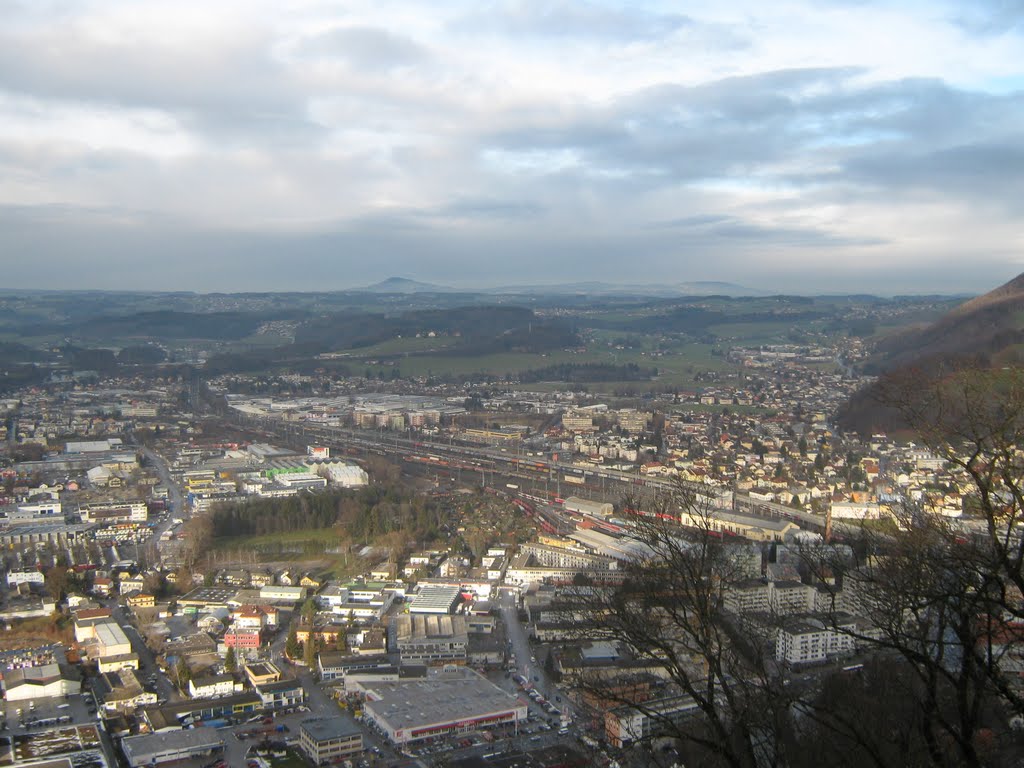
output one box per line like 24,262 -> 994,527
560,483 -> 793,768
808,504 -> 1018,767
180,513 -> 214,569
807,366 -> 1024,767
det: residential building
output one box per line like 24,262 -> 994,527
299,717 -> 364,765
256,678 -> 305,710
188,674 -> 241,699
776,615 -> 858,665
97,668 -> 156,713
224,630 -> 261,651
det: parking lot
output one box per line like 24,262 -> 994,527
1,693 -> 97,738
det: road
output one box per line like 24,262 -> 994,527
134,441 -> 189,568
499,587 -> 574,727
138,443 -> 185,518
108,602 -> 178,702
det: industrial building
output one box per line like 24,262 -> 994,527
679,509 -> 799,542
121,729 -> 225,767
362,668 -> 527,745
563,496 -> 614,518
78,500 -> 148,524
139,692 -> 263,733
408,583 -> 461,614
2,662 -> 81,700
393,614 -> 468,665
259,585 -> 307,603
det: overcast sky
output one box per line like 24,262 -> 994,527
1,0 -> 1022,295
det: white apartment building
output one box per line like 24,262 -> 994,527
776,616 -> 857,665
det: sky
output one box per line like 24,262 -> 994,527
1,0 -> 1023,295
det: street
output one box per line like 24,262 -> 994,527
499,588 -> 574,726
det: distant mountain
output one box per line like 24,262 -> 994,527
483,280 -> 765,297
354,277 -> 764,297
836,271 -> 1024,435
358,277 -> 454,294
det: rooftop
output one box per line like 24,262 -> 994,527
300,715 -> 362,743
121,728 -> 224,763
409,584 -> 461,614
364,669 -> 522,732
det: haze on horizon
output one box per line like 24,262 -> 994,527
1,0 -> 1022,296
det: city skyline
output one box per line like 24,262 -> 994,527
1,0 -> 1022,294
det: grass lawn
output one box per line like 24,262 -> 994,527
329,335 -> 461,357
210,528 -> 360,577
356,342 -> 744,389
707,321 -> 798,345
271,750 -> 311,768
211,528 -> 341,550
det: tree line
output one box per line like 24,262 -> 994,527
209,483 -> 448,542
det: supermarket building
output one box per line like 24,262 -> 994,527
362,668 -> 527,745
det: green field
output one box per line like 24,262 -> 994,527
210,528 -> 363,580
270,750 -> 312,768
347,338 -> 745,388
330,335 -> 461,356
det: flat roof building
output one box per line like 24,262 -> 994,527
299,716 -> 363,764
563,496 -> 614,518
94,620 -> 132,657
363,668 -> 527,745
393,614 -> 468,666
121,729 -> 224,767
409,584 -> 461,615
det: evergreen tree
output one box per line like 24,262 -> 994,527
175,657 -> 191,690
303,633 -> 318,669
285,623 -> 300,660
301,597 -> 317,624
224,645 -> 237,674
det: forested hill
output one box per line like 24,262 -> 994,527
836,271 -> 1024,436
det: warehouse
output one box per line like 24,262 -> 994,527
563,496 -> 614,518
121,729 -> 224,767
393,614 -> 468,665
408,583 -> 461,614
362,668 -> 527,745
2,662 -> 81,701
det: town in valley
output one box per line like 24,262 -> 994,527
1,281 -> 1022,768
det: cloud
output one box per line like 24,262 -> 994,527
845,142 -> 1024,210
650,213 -> 888,247
0,1 -> 1022,293
299,26 -> 429,71
950,0 -> 1024,35
0,7 -> 318,146
456,1 -> 692,42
